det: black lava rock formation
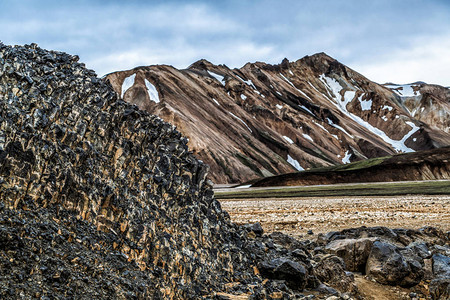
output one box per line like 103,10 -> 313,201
0,42 -> 257,299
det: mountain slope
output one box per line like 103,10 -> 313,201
250,147 -> 450,187
106,54 -> 450,183
383,82 -> 450,134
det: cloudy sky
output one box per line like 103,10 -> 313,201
1,0 -> 449,85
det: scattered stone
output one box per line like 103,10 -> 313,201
242,222 -> 264,236
432,254 -> 450,278
258,258 -> 307,290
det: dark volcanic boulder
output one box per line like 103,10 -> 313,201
258,258 -> 307,289
242,222 -> 264,236
365,241 -> 424,287
429,253 -> 450,300
407,241 -> 432,259
432,254 -> 450,278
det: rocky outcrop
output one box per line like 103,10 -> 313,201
365,241 -> 423,287
325,238 -> 376,272
0,42 -> 262,299
317,226 -> 450,299
106,55 -> 450,183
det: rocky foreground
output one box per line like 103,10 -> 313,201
221,195 -> 450,238
0,43 -> 449,299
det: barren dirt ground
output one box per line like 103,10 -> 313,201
220,195 -> 450,238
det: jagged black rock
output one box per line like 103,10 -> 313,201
0,42 -> 260,299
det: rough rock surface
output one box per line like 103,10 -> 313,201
325,238 -> 376,272
365,241 -> 418,287
0,42 -> 261,299
385,82 -> 450,134
106,56 -> 450,183
319,226 -> 450,298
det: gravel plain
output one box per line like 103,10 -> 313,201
220,195 -> 450,238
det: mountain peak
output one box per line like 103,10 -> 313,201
187,59 -> 216,71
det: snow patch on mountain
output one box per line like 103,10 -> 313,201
308,81 -> 321,94
342,150 -> 351,164
351,114 -> 418,152
121,73 -> 136,98
385,84 -> 421,97
207,70 -> 225,86
302,133 -> 314,142
327,118 -> 353,138
283,136 -> 294,144
319,74 -> 342,101
287,155 -> 304,171
299,105 -> 315,116
229,112 -> 252,133
237,75 -> 257,90
358,95 -> 372,111
279,73 -> 312,100
145,79 -> 160,103
320,75 -> 418,153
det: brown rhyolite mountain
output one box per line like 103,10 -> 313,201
106,54 -> 450,183
251,147 -> 450,187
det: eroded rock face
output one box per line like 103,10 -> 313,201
313,254 -> 356,293
365,241 -> 411,285
0,42 -> 256,298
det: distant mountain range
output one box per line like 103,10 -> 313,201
106,53 -> 450,183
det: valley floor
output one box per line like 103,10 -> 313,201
220,194 -> 450,238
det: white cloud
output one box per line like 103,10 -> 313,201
1,1 -> 449,86
354,33 -> 450,85
88,41 -> 275,76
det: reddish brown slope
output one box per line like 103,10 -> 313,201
105,54 -> 450,183
251,147 -> 450,187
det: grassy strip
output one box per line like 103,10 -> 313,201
301,155 -> 389,173
215,181 -> 450,199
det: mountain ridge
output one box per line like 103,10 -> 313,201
106,53 -> 450,183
